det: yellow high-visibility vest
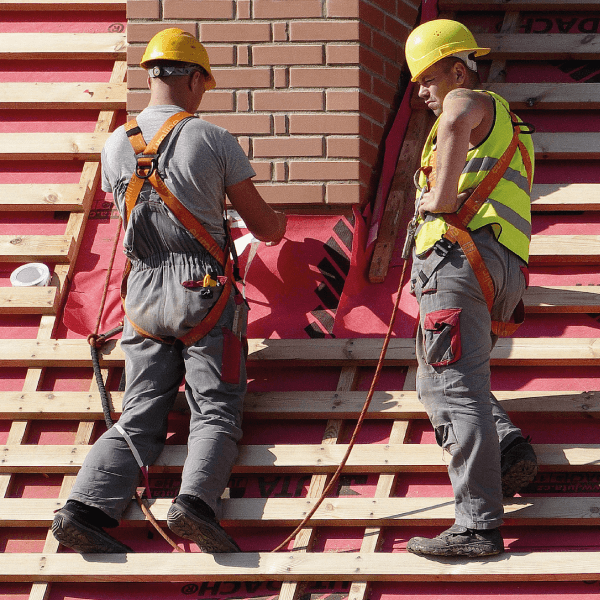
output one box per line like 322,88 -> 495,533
414,90 -> 535,263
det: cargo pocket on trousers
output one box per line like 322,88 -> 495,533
221,327 -> 242,385
423,308 -> 462,367
434,423 -> 459,454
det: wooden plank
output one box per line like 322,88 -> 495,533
368,111 -> 434,283
487,11 -> 520,84
0,33 -> 126,60
350,417 -> 411,600
278,366 -> 358,600
412,83 -> 600,111
534,132 -> 600,161
0,83 -> 126,110
0,184 -> 87,212
485,83 -> 600,111
440,0 -> 598,9
3,496 -> 600,528
0,0 -> 125,9
7,337 -> 600,367
529,235 -> 600,265
478,33 -> 600,61
0,443 -> 596,474
531,183 -> 600,211
0,235 -> 74,263
3,551 -> 600,583
0,133 -> 110,161
524,286 -> 600,313
2,389 -> 600,420
0,287 -> 58,315
26,62 -> 127,600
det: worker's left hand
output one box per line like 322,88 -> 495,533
418,187 -> 474,218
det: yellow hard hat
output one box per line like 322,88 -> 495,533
141,28 -> 216,90
405,19 -> 490,82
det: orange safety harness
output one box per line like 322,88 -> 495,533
122,111 -> 235,346
423,113 -> 534,337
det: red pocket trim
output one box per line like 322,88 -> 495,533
424,308 -> 461,330
424,307 -> 462,367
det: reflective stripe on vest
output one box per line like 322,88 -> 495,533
414,90 -> 535,263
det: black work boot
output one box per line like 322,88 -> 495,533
407,524 -> 504,557
167,495 -> 240,553
51,501 -> 131,553
501,435 -> 538,497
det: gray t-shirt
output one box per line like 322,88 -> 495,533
101,104 -> 255,249
101,105 -> 255,339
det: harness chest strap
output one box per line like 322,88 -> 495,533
122,112 -> 234,346
432,115 -> 533,337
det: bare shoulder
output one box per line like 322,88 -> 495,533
445,88 -> 493,112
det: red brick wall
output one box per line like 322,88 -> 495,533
126,0 -> 420,209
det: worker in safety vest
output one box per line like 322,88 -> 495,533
52,28 -> 286,554
403,19 -> 537,557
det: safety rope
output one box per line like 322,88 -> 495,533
89,210 -> 413,554
87,215 -> 124,430
272,255 -> 411,552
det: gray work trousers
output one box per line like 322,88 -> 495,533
69,293 -> 246,521
411,226 -> 526,529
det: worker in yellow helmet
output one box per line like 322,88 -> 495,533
403,20 -> 537,558
52,28 -> 286,554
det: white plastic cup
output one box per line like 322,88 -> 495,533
10,263 -> 51,287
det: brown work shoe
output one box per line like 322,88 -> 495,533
407,524 -> 504,557
501,436 -> 538,497
167,498 -> 240,553
52,507 -> 131,554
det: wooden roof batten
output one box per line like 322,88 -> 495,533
2,551 -> 600,583
5,337 -> 600,367
5,1 -> 600,596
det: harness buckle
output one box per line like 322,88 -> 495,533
135,154 -> 159,179
433,237 -> 454,257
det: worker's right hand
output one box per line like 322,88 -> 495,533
264,211 -> 287,246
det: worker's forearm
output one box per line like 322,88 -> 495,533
250,210 -> 286,243
226,178 -> 287,243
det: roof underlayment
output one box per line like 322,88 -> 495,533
3,1 -> 600,599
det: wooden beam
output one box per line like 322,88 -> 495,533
2,496 -> 599,528
0,443 -> 596,474
0,83 -> 126,110
368,111 -> 434,283
0,287 -> 58,315
534,132 -> 600,160
529,235 -> 600,265
531,184 -> 600,211
0,0 -> 125,9
412,83 -> 600,111
0,235 -> 74,263
3,551 -> 600,583
6,337 -> 600,367
1,389 -> 599,420
524,286 -> 600,313
485,83 -> 600,111
0,133 -> 110,161
0,184 -> 88,212
478,33 -> 600,61
440,0 -> 598,10
0,33 -> 126,60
